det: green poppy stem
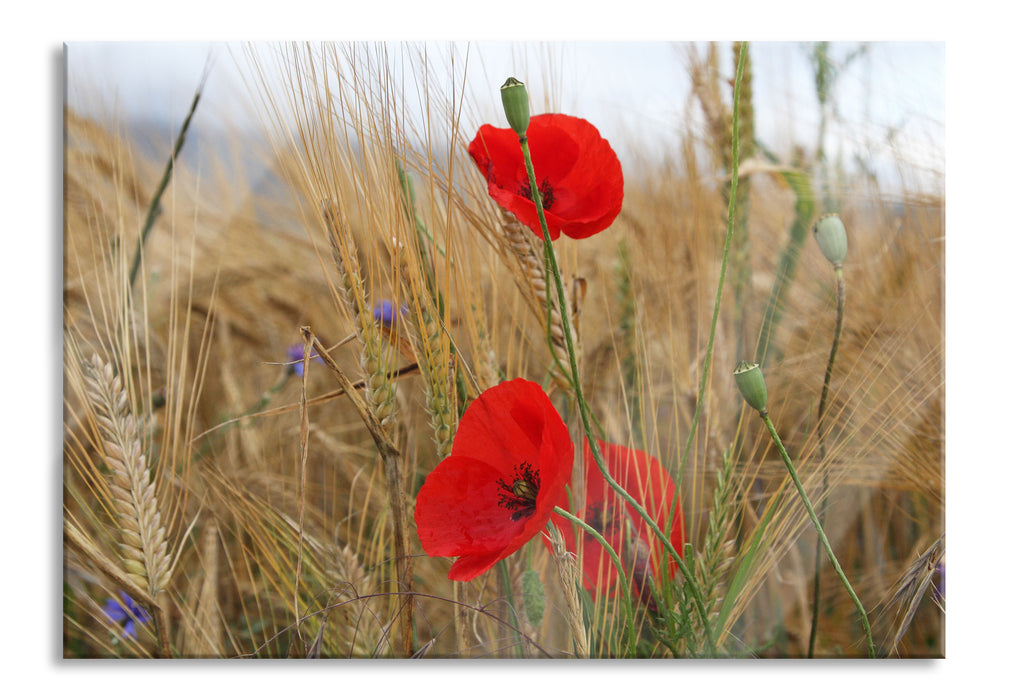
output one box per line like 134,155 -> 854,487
515,132 -> 717,657
809,264 -> 846,657
757,408 -> 875,658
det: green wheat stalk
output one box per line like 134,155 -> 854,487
674,43 -> 748,495
128,68 -> 207,291
755,167 -> 815,366
729,41 -> 756,362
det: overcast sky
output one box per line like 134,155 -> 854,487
66,41 -> 944,194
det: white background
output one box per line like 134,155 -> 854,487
5,0 -> 995,696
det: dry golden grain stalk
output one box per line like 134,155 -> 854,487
321,541 -> 383,657
879,533 -> 944,657
179,519 -> 223,657
499,209 -> 580,396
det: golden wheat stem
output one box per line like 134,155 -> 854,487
321,201 -> 412,656
301,327 -> 413,657
294,334 -> 312,647
552,507 -> 637,653
499,209 -> 578,395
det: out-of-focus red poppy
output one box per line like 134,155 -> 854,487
414,378 -> 574,581
551,440 -> 685,605
468,114 -> 623,241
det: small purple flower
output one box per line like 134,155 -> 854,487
286,344 -> 323,377
372,301 -> 415,361
102,592 -> 151,639
373,301 -> 407,328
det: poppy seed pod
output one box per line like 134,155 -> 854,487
813,213 -> 848,266
500,77 -> 530,137
733,361 -> 768,413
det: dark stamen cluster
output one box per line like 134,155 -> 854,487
585,502 -> 616,535
497,461 -> 541,522
519,177 -> 556,210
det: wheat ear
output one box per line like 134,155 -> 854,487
547,522 -> 589,658
327,541 -> 382,657
696,451 -> 738,627
880,534 -> 945,656
83,353 -> 171,596
418,306 -> 457,459
323,200 -> 398,428
82,353 -> 172,656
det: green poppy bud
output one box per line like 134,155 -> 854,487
812,213 -> 848,266
500,77 -> 530,137
733,361 -> 768,413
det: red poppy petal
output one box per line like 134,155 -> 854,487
528,114 -> 623,238
415,456 -> 526,557
447,550 -> 512,581
525,116 -> 581,182
415,378 -> 574,582
551,440 -> 684,597
468,113 -> 623,241
468,124 -> 527,194
597,442 -> 684,584
451,378 -> 571,483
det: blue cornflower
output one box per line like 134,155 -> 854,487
102,592 -> 151,639
373,301 -> 407,328
373,301 -> 415,362
286,344 -> 323,377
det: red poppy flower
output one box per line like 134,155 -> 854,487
551,440 -> 685,602
468,114 -> 623,241
414,378 -> 574,581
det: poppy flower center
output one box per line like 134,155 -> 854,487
586,502 -> 617,535
496,461 -> 542,521
518,177 -> 556,211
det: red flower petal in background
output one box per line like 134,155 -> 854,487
415,378 -> 573,581
468,114 -> 623,241
551,440 -> 685,602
